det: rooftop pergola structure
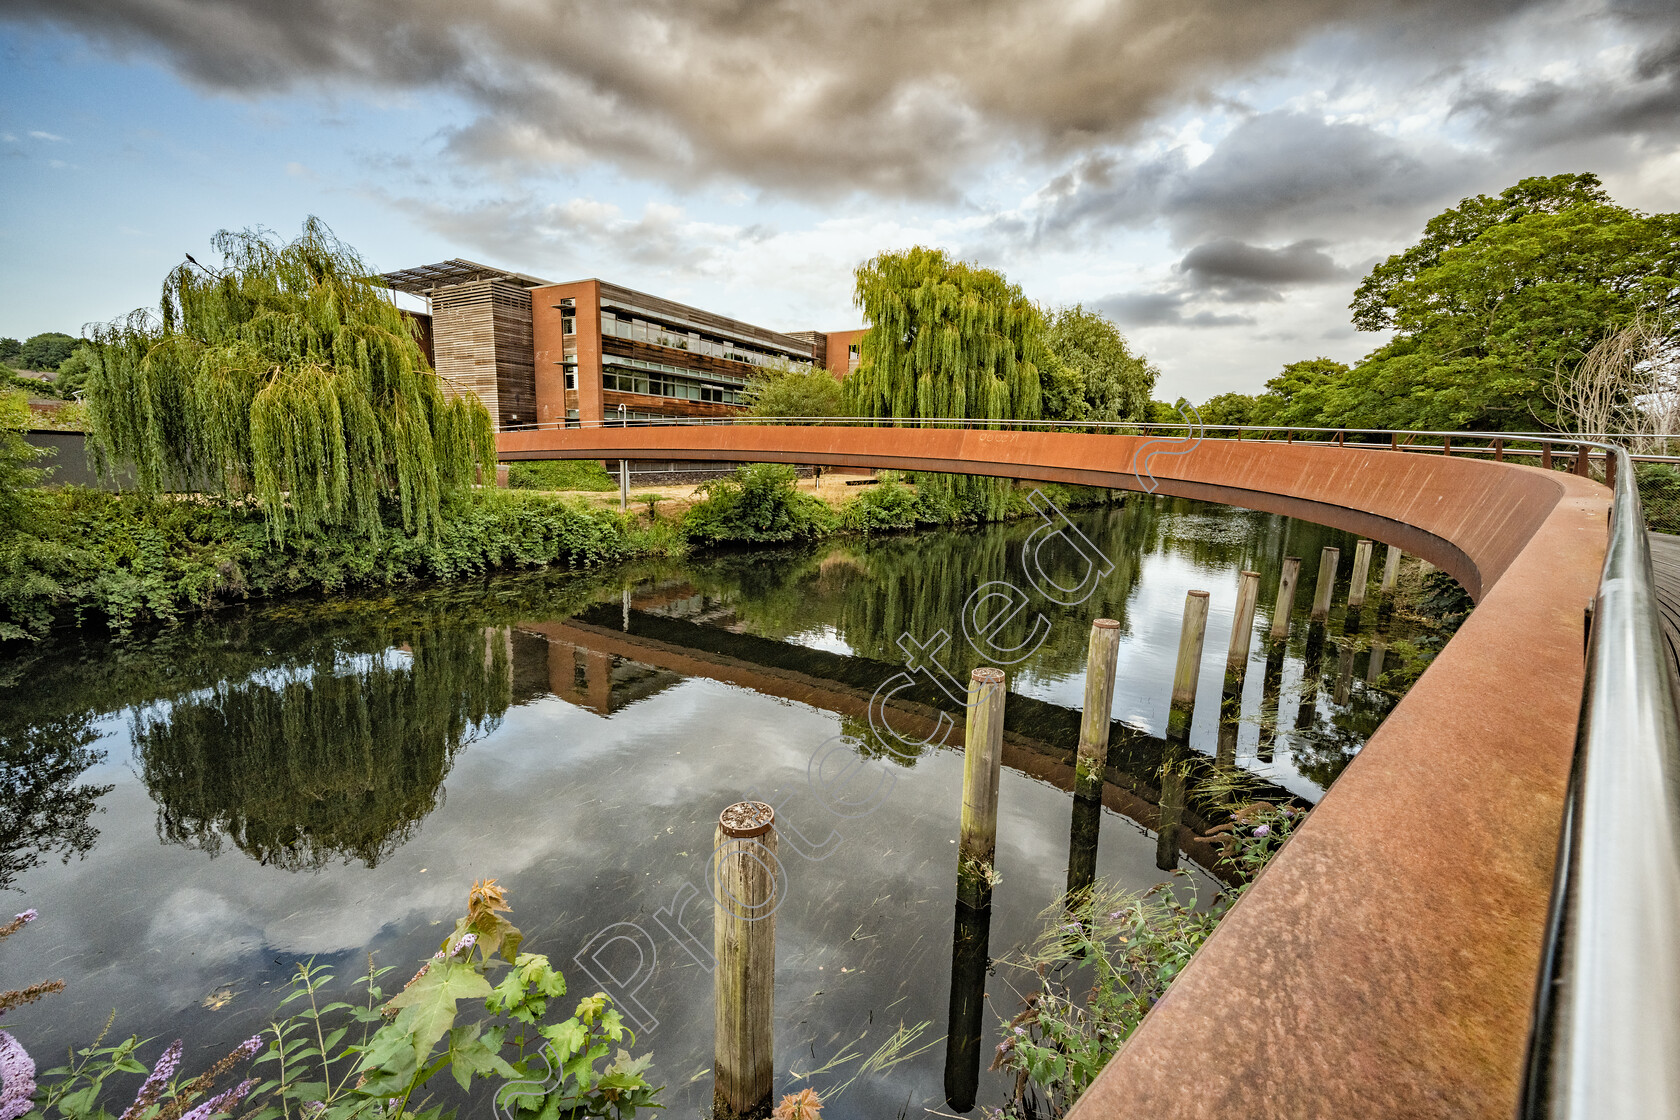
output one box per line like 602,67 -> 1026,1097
378,258 -> 552,296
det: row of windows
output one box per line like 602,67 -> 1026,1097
602,367 -> 745,405
599,311 -> 810,371
609,353 -> 748,386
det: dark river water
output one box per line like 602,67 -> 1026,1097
1,494 -> 1421,1119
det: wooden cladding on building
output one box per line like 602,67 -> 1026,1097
431,280 -> 536,429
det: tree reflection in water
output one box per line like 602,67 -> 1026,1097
0,715 -> 112,892
134,626 -> 513,870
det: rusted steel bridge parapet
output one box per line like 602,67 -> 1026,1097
497,423 -> 1611,1118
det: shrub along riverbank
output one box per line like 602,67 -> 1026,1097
0,463 -> 1119,643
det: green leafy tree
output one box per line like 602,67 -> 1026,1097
1335,173 -> 1680,430
86,218 -> 495,541
15,334 -> 77,373
1042,305 -> 1156,423
844,247 -> 1049,516
1194,392 -> 1260,427
1257,358 -> 1349,428
744,362 -> 844,419
0,340 -> 20,365
844,246 -> 1047,422
50,346 -> 98,400
0,391 -> 51,532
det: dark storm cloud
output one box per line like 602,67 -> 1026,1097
1094,290 -> 1253,329
1176,238 -> 1349,302
1,0 -> 1555,198
1033,111 -> 1483,247
1453,30 -> 1680,155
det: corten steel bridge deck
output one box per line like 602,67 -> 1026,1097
499,419 -> 1680,1119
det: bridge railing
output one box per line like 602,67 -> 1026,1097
503,415 -> 1680,1116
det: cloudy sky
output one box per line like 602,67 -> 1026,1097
2,0 -> 1677,400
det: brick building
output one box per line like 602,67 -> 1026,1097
380,259 -> 862,431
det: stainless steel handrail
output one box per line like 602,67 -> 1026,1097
500,415 -> 1680,1112
1523,444 -> 1680,1118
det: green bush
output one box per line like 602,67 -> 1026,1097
507,459 -> 619,492
682,463 -> 836,545
0,488 -> 663,642
838,476 -> 919,534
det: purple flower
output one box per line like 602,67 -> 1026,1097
1061,921 -> 1082,933
177,1078 -> 256,1120
451,933 -> 478,958
232,1035 -> 263,1062
11,912 -> 34,925
1013,1026 -> 1026,1036
0,1029 -> 37,1120
120,1040 -> 183,1120
1108,911 -> 1123,920
1253,824 -> 1271,838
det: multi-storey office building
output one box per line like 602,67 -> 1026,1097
381,259 -> 864,431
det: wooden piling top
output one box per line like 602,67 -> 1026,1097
971,667 -> 1005,684
1094,618 -> 1120,629
719,800 -> 775,838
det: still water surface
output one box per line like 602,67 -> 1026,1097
2,496 -> 1423,1118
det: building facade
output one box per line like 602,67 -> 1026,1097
382,259 -> 861,430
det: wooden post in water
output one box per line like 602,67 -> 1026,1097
1074,621 -> 1122,803
619,460 -> 630,511
958,668 -> 1006,909
1159,591 -> 1209,870
713,801 -> 778,1120
1381,545 -> 1402,594
1311,546 -> 1340,621
1219,572 -> 1260,767
1348,540 -> 1374,610
1270,557 -> 1302,640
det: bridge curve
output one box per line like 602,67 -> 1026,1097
499,423 -> 1611,1118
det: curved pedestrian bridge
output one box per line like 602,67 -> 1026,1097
498,421 -> 1664,1118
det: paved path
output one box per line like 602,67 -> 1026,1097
1648,532 -> 1680,684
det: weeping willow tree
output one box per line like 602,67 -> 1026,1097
844,247 -> 1050,519
86,217 -> 494,541
135,624 -> 512,871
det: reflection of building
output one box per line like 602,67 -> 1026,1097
515,623 -> 683,716
379,259 -> 863,431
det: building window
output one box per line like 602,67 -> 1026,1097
562,316 -> 575,335
564,366 -> 577,390
565,408 -> 580,428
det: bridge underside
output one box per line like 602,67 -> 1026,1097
499,425 -> 1610,1118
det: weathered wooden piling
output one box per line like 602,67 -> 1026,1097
1226,571 -> 1261,683
619,460 -> 630,511
1418,558 -> 1435,576
1348,540 -> 1374,609
1158,591 -> 1209,870
713,802 -> 778,1120
957,667 -> 1006,910
1381,544 -> 1402,593
1074,620 -> 1122,803
1218,571 -> 1260,768
1270,557 -> 1302,640
1311,546 -> 1340,621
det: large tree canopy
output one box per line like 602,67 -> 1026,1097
845,246 -> 1047,423
1203,174 -> 1680,432
1041,304 -> 1156,424
87,218 -> 494,540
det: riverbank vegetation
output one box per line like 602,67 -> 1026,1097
6,881 -> 661,1120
